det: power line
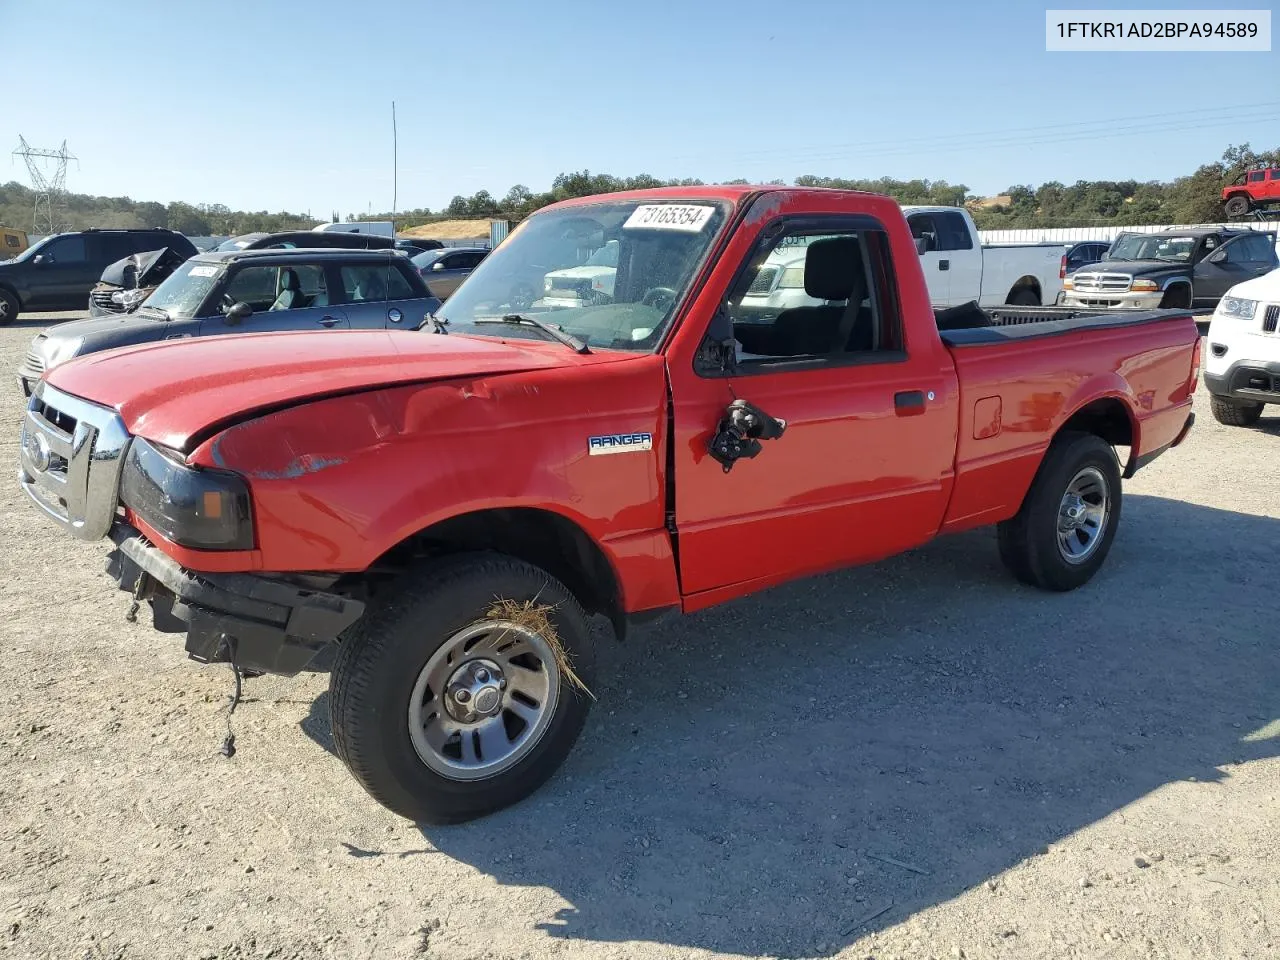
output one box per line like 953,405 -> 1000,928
13,136 -> 79,234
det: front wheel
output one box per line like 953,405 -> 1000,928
0,288 -> 19,325
329,553 -> 596,823
997,432 -> 1122,591
1224,195 -> 1251,218
1210,395 -> 1264,427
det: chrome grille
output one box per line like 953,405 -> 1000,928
18,383 -> 132,541
1264,303 -> 1279,334
746,266 -> 780,296
1071,272 -> 1132,293
90,289 -> 119,310
22,350 -> 45,375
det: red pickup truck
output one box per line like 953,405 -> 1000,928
18,186 -> 1200,823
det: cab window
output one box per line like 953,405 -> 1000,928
717,220 -> 903,370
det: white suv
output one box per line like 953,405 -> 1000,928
1203,266 -> 1280,426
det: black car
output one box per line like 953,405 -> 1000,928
18,248 -> 441,395
88,247 -> 193,318
1064,227 -> 1278,310
0,228 -> 197,323
1063,241 -> 1111,275
396,237 -> 445,254
223,231 -> 399,251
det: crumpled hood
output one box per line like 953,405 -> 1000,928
46,328 -> 624,451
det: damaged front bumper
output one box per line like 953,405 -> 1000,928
106,524 -> 365,676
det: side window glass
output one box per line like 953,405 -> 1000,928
44,236 -> 87,263
724,225 -> 901,365
1242,234 -> 1275,262
906,214 -> 938,252
222,266 -> 281,312
936,212 -> 973,251
1270,169 -> 1280,181
384,265 -> 415,300
1248,171 -> 1265,183
265,264 -> 327,310
1221,238 -> 1251,264
340,265 -> 394,302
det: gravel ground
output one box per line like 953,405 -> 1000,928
0,313 -> 1276,960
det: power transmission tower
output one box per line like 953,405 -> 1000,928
13,136 -> 78,235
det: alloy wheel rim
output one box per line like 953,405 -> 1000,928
407,619 -> 561,781
1056,466 -> 1109,565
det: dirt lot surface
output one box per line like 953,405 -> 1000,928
0,313 -> 1276,960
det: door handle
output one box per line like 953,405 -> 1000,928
317,316 -> 342,327
939,259 -> 950,271
895,390 -> 928,416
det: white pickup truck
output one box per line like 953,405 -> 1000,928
901,205 -> 1065,308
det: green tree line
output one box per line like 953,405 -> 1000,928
2,144 -> 1274,236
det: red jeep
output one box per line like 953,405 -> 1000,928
1223,166 -> 1280,218
17,187 -> 1200,823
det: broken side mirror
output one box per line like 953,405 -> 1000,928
707,398 -> 787,473
914,237 -> 934,255
31,254 -> 47,266
224,301 -> 253,325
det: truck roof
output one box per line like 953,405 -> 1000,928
545,184 -> 893,211
191,248 -> 409,265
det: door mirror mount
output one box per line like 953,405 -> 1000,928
431,261 -> 446,271
224,301 -> 253,325
914,237 -> 932,255
1207,249 -> 1227,264
31,254 -> 46,266
707,399 -> 788,473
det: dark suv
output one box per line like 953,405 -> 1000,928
18,248 -> 440,395
0,228 -> 197,322
1063,227 -> 1278,310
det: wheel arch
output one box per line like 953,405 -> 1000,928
1007,275 -> 1042,303
365,506 -> 628,639
1055,392 -> 1141,477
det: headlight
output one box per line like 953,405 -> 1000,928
1131,279 -> 1159,292
544,277 -> 553,290
110,288 -> 148,309
1217,296 -> 1258,320
39,336 -> 84,371
779,266 -> 806,289
120,438 -> 254,550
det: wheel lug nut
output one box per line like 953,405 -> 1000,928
499,679 -> 507,690
475,668 -> 490,682
453,688 -> 471,703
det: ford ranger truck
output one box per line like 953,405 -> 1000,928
16,187 -> 1201,824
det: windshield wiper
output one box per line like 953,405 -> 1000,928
474,314 -> 590,354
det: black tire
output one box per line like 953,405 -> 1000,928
997,432 -> 1122,592
329,552 -> 595,824
1008,288 -> 1040,307
1224,195 -> 1251,218
1210,395 -> 1264,427
1158,285 -> 1192,309
0,288 -> 19,325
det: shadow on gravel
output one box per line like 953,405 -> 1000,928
310,494 -> 1278,958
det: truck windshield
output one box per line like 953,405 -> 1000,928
139,261 -> 224,319
1108,235 -> 1196,262
435,200 -> 730,351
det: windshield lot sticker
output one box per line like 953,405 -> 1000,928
188,265 -> 219,277
588,432 -> 654,455
623,204 -> 714,232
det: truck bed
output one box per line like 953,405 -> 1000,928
934,305 -> 1199,535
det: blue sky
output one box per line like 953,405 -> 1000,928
3,0 -> 1277,216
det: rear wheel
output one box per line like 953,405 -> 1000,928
1008,288 -> 1040,307
998,432 -> 1122,591
329,553 -> 596,823
1210,395 -> 1264,427
0,288 -> 18,325
1224,195 -> 1251,218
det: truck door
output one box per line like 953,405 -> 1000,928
667,206 -> 957,601
935,210 -> 982,306
906,212 -> 950,307
204,263 -> 349,334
